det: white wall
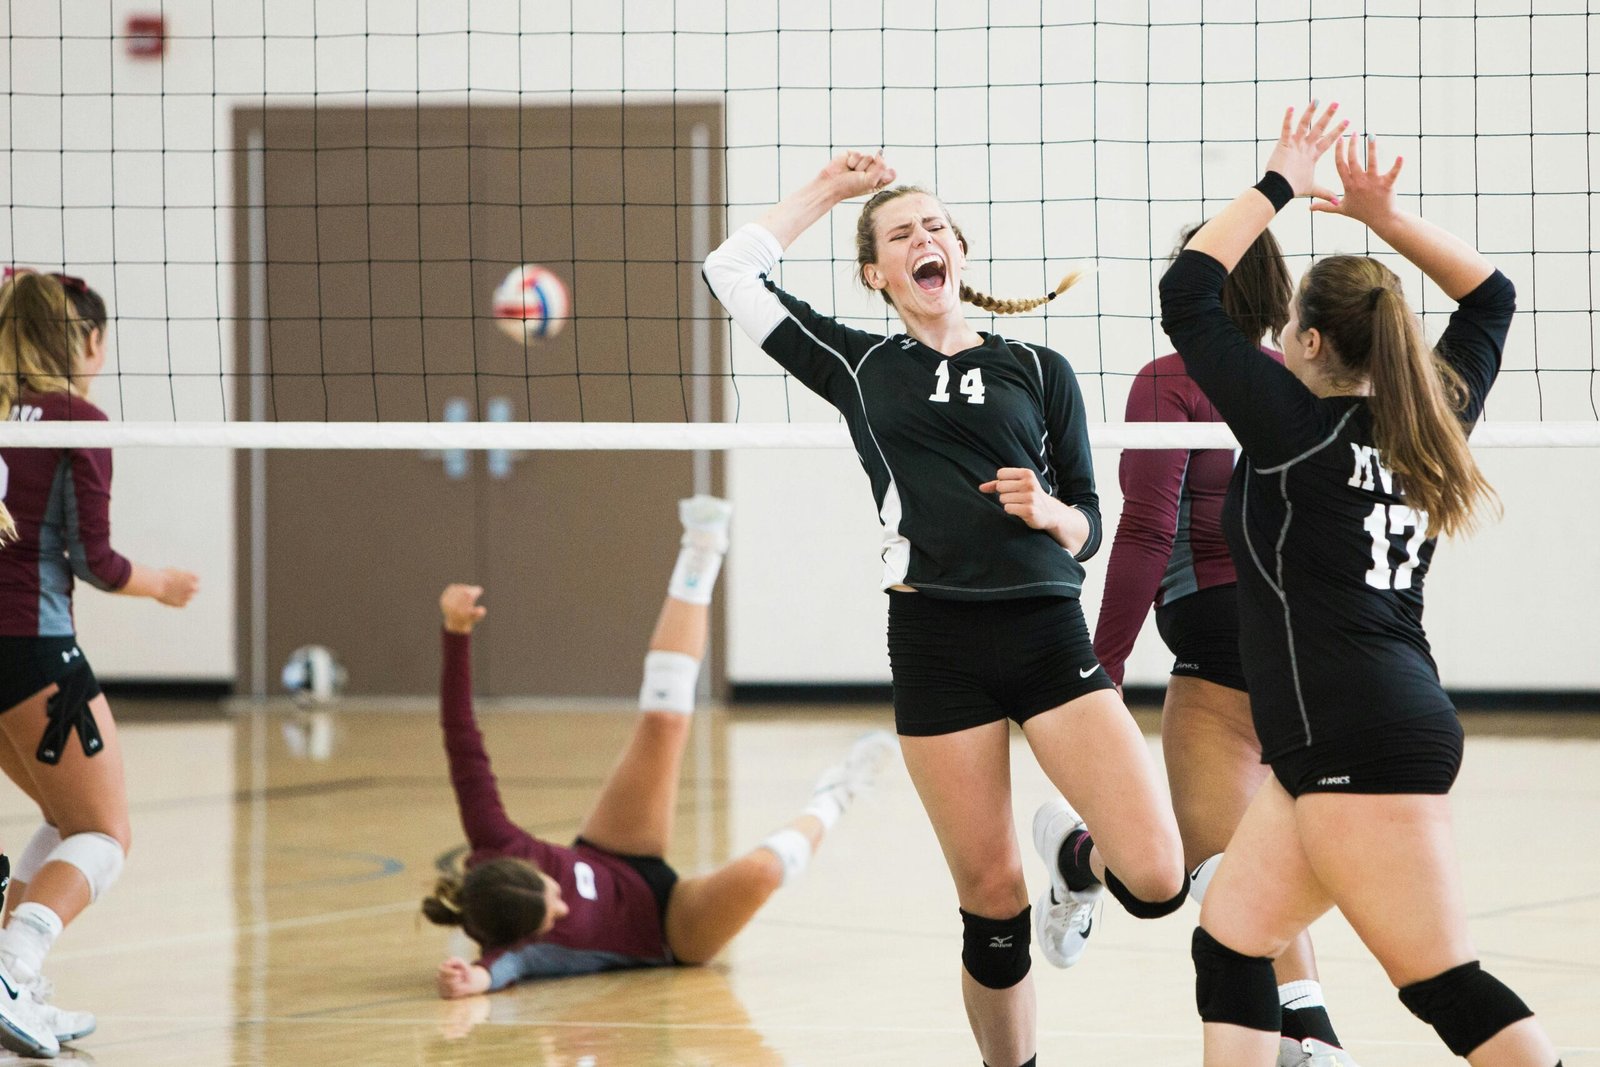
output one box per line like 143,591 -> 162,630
0,2 -> 1594,688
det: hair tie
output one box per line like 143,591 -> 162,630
1368,287 -> 1386,309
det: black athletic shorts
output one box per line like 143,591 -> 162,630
887,591 -> 1116,737
1154,584 -> 1247,693
0,636 -> 106,765
573,836 -> 680,924
1270,713 -> 1465,798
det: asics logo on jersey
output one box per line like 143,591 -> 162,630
1077,665 -> 1098,678
988,935 -> 1014,949
1317,775 -> 1351,786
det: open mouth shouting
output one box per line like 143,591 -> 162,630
913,253 -> 948,293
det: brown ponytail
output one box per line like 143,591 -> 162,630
1180,222 -> 1292,343
420,857 -> 549,949
856,184 -> 1081,314
1297,256 -> 1497,536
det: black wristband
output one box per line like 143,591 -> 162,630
1253,171 -> 1295,212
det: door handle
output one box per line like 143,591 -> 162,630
487,397 -> 520,480
423,397 -> 471,480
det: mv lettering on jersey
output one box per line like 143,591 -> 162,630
6,405 -> 42,423
1346,443 -> 1395,494
928,361 -> 986,404
1347,444 -> 1428,590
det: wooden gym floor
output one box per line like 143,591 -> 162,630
6,700 -> 1597,1065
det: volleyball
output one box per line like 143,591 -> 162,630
493,264 -> 569,342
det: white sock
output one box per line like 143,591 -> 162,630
0,903 -> 63,983
802,791 -> 845,832
1279,979 -> 1326,1010
759,828 -> 813,885
667,545 -> 724,605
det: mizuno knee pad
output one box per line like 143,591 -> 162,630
961,906 -> 1032,990
1107,867 -> 1189,918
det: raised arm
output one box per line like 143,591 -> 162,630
1161,103 -> 1346,464
702,151 -> 899,404
1312,133 -> 1512,417
755,151 -> 896,250
438,585 -> 527,855
1312,133 -> 1493,300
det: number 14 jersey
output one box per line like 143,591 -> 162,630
704,223 -> 1101,601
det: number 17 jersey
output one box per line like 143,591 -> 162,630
1161,251 -> 1515,760
704,223 -> 1102,600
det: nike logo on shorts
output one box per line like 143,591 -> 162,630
1078,665 -> 1098,678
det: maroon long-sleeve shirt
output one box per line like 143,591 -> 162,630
1090,352 -> 1278,685
0,392 -> 132,636
439,631 -> 672,988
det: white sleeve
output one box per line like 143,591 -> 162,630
702,223 -> 789,345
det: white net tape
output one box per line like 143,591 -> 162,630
0,421 -> 1592,450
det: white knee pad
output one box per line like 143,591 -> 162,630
12,824 -> 62,884
639,651 -> 701,715
48,832 -> 125,903
758,828 -> 812,886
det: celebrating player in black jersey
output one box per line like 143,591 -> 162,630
705,152 -> 1187,1067
1161,104 -> 1563,1067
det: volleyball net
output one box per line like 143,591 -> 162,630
0,2 -> 1596,450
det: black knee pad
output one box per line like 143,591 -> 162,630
1192,927 -> 1281,1032
1398,961 -> 1534,1057
1106,867 -> 1189,919
960,906 -> 1032,990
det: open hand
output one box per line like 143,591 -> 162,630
1263,101 -> 1346,203
440,584 -> 487,634
436,957 -> 491,999
818,150 -> 896,201
1311,133 -> 1403,228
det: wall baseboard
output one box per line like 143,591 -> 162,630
100,679 -> 235,701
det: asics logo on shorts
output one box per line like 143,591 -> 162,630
988,934 -> 1014,948
60,646 -> 81,664
1316,775 -> 1351,786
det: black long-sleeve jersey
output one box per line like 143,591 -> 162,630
705,223 -> 1101,600
1160,248 -> 1514,760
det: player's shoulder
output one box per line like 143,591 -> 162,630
994,334 -> 1070,371
11,391 -> 109,423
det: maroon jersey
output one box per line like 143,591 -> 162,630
0,392 -> 131,636
439,631 -> 672,988
1092,352 -> 1278,685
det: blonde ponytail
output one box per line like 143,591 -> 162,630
960,270 -> 1085,315
0,272 -> 83,421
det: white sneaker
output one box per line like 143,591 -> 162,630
1279,1037 -> 1361,1067
812,730 -> 898,808
0,960 -> 58,1058
678,495 -> 733,554
1031,797 -> 1101,969
24,975 -> 94,1044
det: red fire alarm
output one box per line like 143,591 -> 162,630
125,14 -> 165,59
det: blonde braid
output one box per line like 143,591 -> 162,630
960,270 -> 1086,315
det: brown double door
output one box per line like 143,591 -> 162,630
233,104 -> 724,697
